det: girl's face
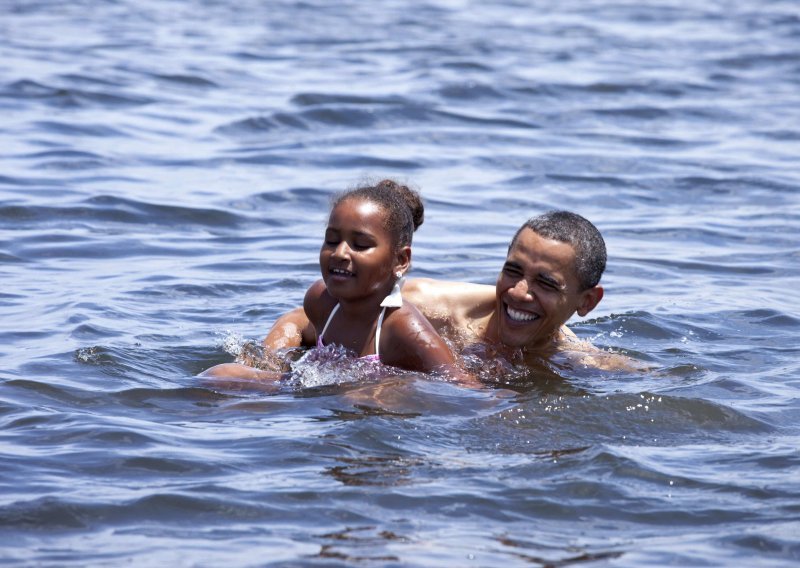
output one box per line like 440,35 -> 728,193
320,198 -> 409,304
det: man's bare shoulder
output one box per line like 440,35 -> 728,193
404,277 -> 495,317
402,278 -> 495,346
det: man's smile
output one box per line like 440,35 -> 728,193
504,302 -> 539,324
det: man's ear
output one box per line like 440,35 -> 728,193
576,285 -> 603,317
394,246 -> 411,275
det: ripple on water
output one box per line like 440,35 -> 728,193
150,73 -> 218,88
280,106 -> 380,129
0,79 -> 153,108
583,310 -> 726,343
436,81 -> 505,100
2,198 -> 236,229
215,112 -> 310,136
73,344 -> 218,385
3,379 -> 109,408
20,148 -> 108,163
739,308 -> 800,329
722,524 -> 800,560
0,491 -> 288,533
290,93 -> 409,107
473,391 -> 771,454
33,120 -> 129,138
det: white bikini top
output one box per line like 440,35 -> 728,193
317,304 -> 386,361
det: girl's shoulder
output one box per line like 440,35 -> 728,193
303,279 -> 336,329
382,301 -> 434,331
379,302 -> 455,371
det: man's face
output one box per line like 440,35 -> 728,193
494,228 -> 596,350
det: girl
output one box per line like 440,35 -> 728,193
202,179 -> 461,383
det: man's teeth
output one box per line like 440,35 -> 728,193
331,268 -> 353,276
507,306 -> 537,322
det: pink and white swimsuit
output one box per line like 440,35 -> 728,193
316,303 -> 386,362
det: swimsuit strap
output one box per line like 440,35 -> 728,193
317,303 -> 340,347
373,306 -> 387,359
316,303 -> 387,360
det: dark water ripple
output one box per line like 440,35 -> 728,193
0,79 -> 154,109
1,0 -> 799,565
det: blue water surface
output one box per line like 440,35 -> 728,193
1,0 -> 799,565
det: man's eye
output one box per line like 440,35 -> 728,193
503,266 -> 522,276
538,279 -> 559,291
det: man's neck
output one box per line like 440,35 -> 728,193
481,311 -> 563,356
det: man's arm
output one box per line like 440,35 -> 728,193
403,277 -> 495,330
404,277 -> 576,338
556,332 -> 645,372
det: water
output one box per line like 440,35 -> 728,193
1,0 -> 799,564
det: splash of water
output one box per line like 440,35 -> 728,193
235,341 -> 301,372
215,329 -> 246,357
75,345 -> 105,364
459,343 -> 530,385
287,343 -> 381,389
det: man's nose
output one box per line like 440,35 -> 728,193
509,279 -> 532,299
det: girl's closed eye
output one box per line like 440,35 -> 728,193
352,238 -> 376,251
324,230 -> 340,246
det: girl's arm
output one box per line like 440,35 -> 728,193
202,298 -> 318,384
198,362 -> 282,393
262,306 -> 316,351
199,363 -> 280,381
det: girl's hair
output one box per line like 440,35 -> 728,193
332,179 -> 424,249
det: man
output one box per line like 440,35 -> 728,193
403,210 -> 607,361
258,210 -> 626,371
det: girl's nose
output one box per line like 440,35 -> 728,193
332,241 -> 350,259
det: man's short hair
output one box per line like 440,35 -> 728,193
510,211 -> 607,290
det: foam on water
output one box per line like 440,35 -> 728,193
287,344 -> 386,389
215,329 -> 247,357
